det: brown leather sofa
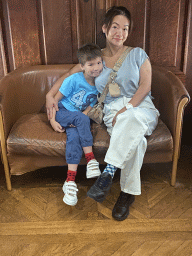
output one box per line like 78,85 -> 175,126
0,64 -> 190,190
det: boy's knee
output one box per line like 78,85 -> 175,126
77,113 -> 90,125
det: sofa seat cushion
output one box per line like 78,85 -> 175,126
7,113 -> 67,157
91,119 -> 173,158
7,113 -> 173,158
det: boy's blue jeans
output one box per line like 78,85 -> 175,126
56,103 -> 93,164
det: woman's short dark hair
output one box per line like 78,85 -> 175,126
77,43 -> 102,66
103,6 -> 132,34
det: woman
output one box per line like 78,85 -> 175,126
46,6 -> 159,221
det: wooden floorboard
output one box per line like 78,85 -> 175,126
0,218 -> 191,236
0,145 -> 191,255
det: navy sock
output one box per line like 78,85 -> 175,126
103,164 -> 117,178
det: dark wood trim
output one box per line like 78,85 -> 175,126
0,20 -> 7,78
36,0 -> 47,65
1,0 -> 15,71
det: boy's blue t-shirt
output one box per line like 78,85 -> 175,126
59,72 -> 99,112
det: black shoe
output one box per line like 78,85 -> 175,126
112,192 -> 135,221
87,172 -> 112,202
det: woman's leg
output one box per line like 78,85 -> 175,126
106,107 -> 158,220
111,137 -> 147,220
120,136 -> 147,195
87,98 -> 159,217
87,108 -> 150,202
104,107 -> 157,195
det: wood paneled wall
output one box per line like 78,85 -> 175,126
0,1 -> 191,81
0,0 -> 191,92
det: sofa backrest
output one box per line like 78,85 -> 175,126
0,64 -> 75,138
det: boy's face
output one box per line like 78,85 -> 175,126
81,57 -> 103,78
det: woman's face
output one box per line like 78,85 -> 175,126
103,15 -> 130,47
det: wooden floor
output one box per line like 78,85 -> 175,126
0,145 -> 192,255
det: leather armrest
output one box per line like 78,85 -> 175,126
152,65 -> 190,142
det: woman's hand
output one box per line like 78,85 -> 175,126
112,107 -> 127,126
50,120 -> 65,133
46,95 -> 59,120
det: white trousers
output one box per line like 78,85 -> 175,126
103,96 -> 159,195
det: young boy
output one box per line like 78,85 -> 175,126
49,43 -> 103,206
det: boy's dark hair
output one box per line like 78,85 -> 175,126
77,43 -> 102,65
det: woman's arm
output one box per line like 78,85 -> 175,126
46,63 -> 82,119
112,59 -> 152,126
49,106 -> 65,133
54,91 -> 64,103
128,58 -> 151,107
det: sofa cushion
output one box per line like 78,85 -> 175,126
7,113 -> 173,159
7,113 -> 67,157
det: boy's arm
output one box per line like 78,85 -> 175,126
46,64 -> 82,119
82,105 -> 92,115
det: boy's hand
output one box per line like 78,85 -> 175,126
83,105 -> 92,115
82,110 -> 88,115
50,120 -> 65,133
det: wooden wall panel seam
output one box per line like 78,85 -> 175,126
4,1 -> 16,70
76,0 -> 80,49
39,0 -> 48,65
92,0 -> 97,44
0,20 -> 7,76
143,0 -> 150,52
174,0 -> 182,67
183,0 -> 191,74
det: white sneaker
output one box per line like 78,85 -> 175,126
86,159 -> 101,179
62,181 -> 78,206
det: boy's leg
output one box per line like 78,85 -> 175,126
63,163 -> 79,207
63,127 -> 82,207
62,110 -> 101,179
56,107 -> 93,148
84,146 -> 101,179
67,164 -> 78,182
71,112 -> 93,147
65,127 -> 83,164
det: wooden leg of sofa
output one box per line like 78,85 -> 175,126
0,111 -> 12,191
3,159 -> 12,191
0,141 -> 12,190
171,156 -> 178,186
171,97 -> 189,187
